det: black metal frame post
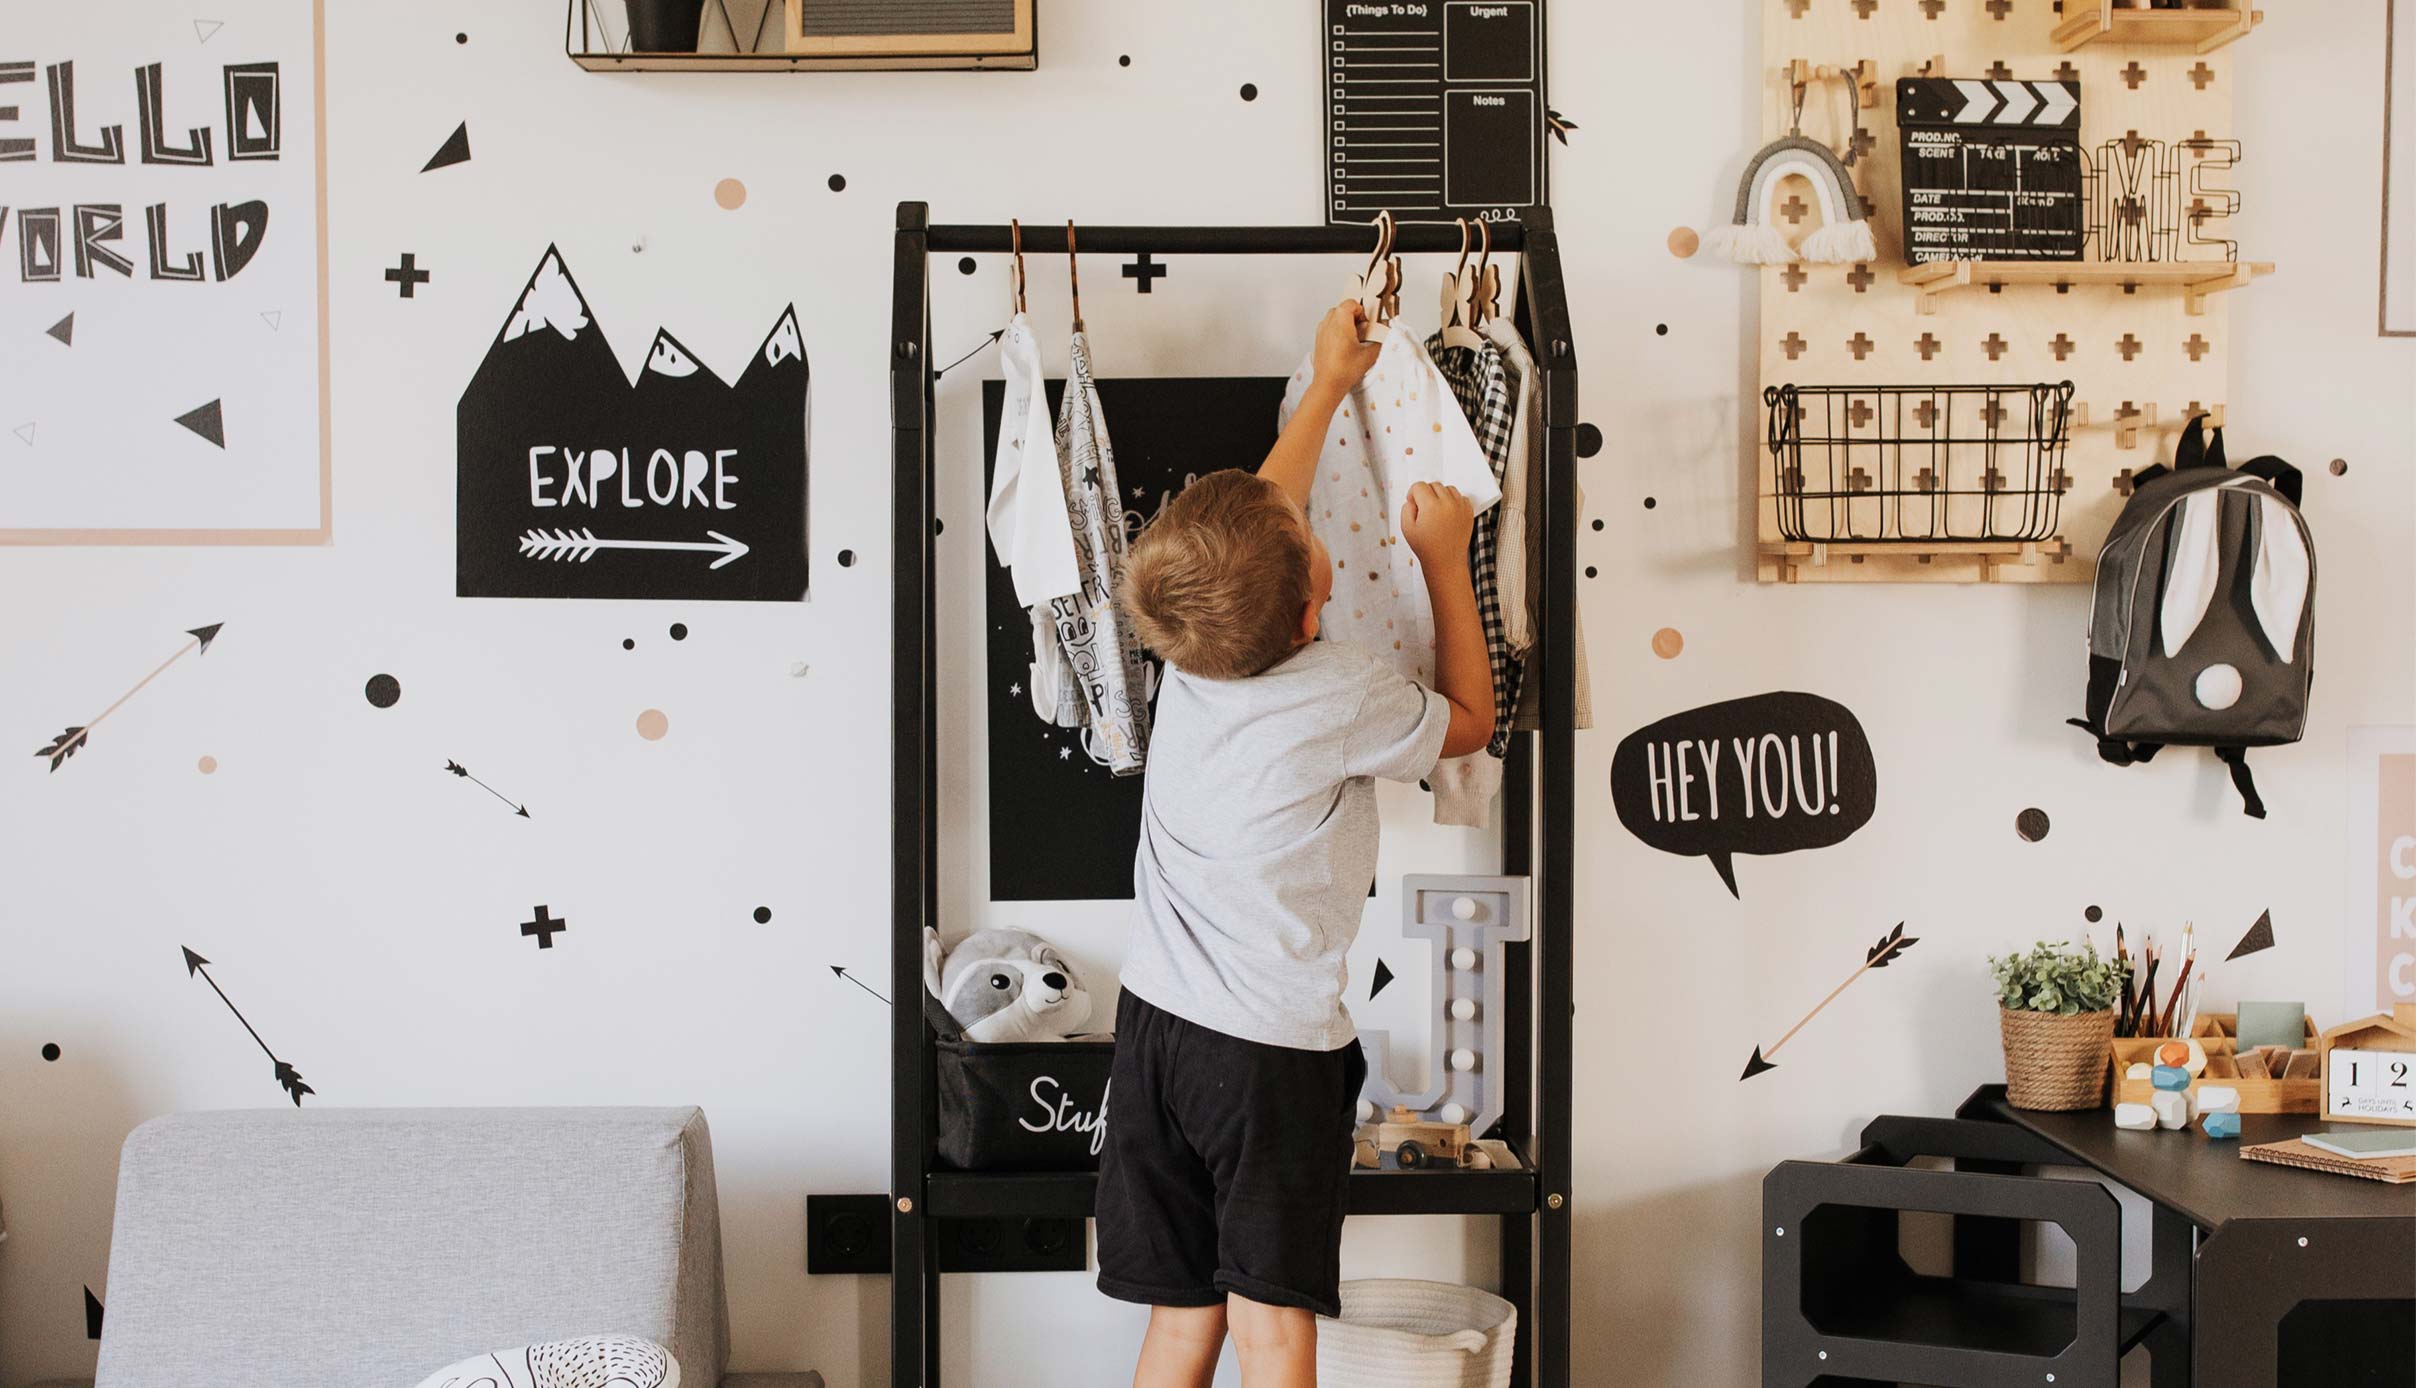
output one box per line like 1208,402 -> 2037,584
889,202 -> 1577,1388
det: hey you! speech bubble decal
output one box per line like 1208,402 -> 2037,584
1611,691 -> 1876,897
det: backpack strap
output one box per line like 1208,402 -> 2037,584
2213,745 -> 2268,819
2175,413 -> 2226,471
2065,717 -> 2162,766
2237,454 -> 2304,508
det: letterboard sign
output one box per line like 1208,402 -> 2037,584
1325,1 -> 1547,227
1897,77 -> 2084,264
456,248 -> 809,602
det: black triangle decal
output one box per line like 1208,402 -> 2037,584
2226,909 -> 2275,961
1370,958 -> 1396,1000
174,399 -> 225,448
423,122 -> 471,173
84,1285 -> 104,1339
46,312 -> 73,346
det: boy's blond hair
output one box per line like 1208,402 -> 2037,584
1121,469 -> 1311,680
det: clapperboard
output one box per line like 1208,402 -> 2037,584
1897,77 -> 2083,263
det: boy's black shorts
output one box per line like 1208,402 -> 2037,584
1095,988 -> 1366,1319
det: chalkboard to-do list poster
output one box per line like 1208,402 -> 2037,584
1897,77 -> 2084,264
1326,1 -> 1547,227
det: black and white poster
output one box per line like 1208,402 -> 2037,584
1324,0 -> 1547,226
456,247 -> 808,602
1897,77 -> 2083,264
984,376 -> 1284,901
1,2 -> 329,543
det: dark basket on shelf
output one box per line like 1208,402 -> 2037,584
1764,382 -> 2077,544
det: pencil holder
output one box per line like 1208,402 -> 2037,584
2000,1007 -> 2116,1110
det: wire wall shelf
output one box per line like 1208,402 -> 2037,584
1764,382 -> 2077,545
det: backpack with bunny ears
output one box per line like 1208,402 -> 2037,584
2070,415 -> 2314,819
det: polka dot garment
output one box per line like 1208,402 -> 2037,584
1278,329 -> 1499,688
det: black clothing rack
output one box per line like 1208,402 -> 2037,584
887,201 -> 1578,1388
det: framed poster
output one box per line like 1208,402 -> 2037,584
2347,726 -> 2416,1017
2386,0 -> 2416,335
0,0 -> 330,544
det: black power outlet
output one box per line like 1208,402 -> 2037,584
806,1193 -> 891,1275
935,1216 -> 1087,1274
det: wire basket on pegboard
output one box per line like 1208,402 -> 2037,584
1764,382 -> 2077,544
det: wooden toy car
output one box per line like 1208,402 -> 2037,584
1372,1105 -> 1473,1169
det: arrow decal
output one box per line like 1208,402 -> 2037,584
1740,923 -> 1918,1081
830,965 -> 890,1006
36,623 -> 224,772
181,945 -> 314,1106
445,760 -> 529,817
518,527 -> 751,571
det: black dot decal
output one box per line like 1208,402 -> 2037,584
958,256 -> 977,275
1643,496 -> 1657,509
455,32 -> 468,44
669,622 -> 689,641
2330,458 -> 2348,476
1584,565 -> 1598,579
838,549 -> 857,567
41,1042 -> 60,1062
1575,423 -> 1603,457
1119,54 -> 1132,67
364,674 -> 402,709
934,518 -> 946,535
622,638 -> 636,651
753,906 -> 773,924
828,174 -> 847,191
1654,323 -> 1669,336
1591,518 -> 1604,531
2084,904 -> 2104,923
1239,83 -> 1259,101
2017,807 -> 2051,842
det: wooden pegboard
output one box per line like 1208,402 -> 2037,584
1752,0 -> 2265,583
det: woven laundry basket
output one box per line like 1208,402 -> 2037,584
1316,1279 -> 1517,1388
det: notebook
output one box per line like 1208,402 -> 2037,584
2242,1136 -> 2416,1185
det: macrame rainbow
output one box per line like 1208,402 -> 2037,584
1708,135 -> 1877,266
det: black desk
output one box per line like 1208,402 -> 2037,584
1965,1085 -> 2416,1387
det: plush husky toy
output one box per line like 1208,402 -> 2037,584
924,927 -> 1093,1042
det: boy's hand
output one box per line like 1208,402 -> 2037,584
1310,299 -> 1380,396
1400,482 -> 1475,570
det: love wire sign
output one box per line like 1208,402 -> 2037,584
1610,691 -> 1878,897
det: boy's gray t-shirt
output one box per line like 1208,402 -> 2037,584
1122,640 -> 1450,1052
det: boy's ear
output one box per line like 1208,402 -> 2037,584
1297,597 -> 1321,646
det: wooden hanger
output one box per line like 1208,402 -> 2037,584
1066,220 -> 1084,334
1440,218 -> 1484,351
1008,219 -> 1028,317
1471,217 -> 1501,329
1353,211 -> 1401,343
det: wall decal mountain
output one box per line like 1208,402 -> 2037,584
456,246 -> 809,602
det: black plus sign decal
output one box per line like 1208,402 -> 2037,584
384,253 -> 430,299
520,904 -> 568,950
1120,252 -> 1167,293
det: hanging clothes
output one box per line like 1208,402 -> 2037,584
1484,315 -> 1595,734
1278,329 -> 1499,691
984,313 -> 1080,608
1426,333 -> 1521,827
1046,329 -> 1151,775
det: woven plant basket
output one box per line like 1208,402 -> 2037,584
2000,1007 -> 2116,1110
1316,1279 -> 1517,1388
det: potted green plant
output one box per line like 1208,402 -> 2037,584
625,0 -> 707,52
1988,940 -> 2130,1110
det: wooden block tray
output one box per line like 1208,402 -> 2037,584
2108,1012 -> 2321,1113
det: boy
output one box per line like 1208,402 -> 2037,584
1096,301 -> 1494,1388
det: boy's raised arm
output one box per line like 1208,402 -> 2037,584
1259,300 -> 1380,509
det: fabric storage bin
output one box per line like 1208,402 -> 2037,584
1316,1279 -> 1518,1388
926,991 -> 1114,1171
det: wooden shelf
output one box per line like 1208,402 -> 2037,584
2052,3 -> 2261,54
568,50 -> 1035,72
1759,539 -> 2076,584
1897,260 -> 2274,315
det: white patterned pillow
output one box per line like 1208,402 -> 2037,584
410,1334 -> 680,1388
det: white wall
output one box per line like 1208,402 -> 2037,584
2,3 -> 2408,1386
